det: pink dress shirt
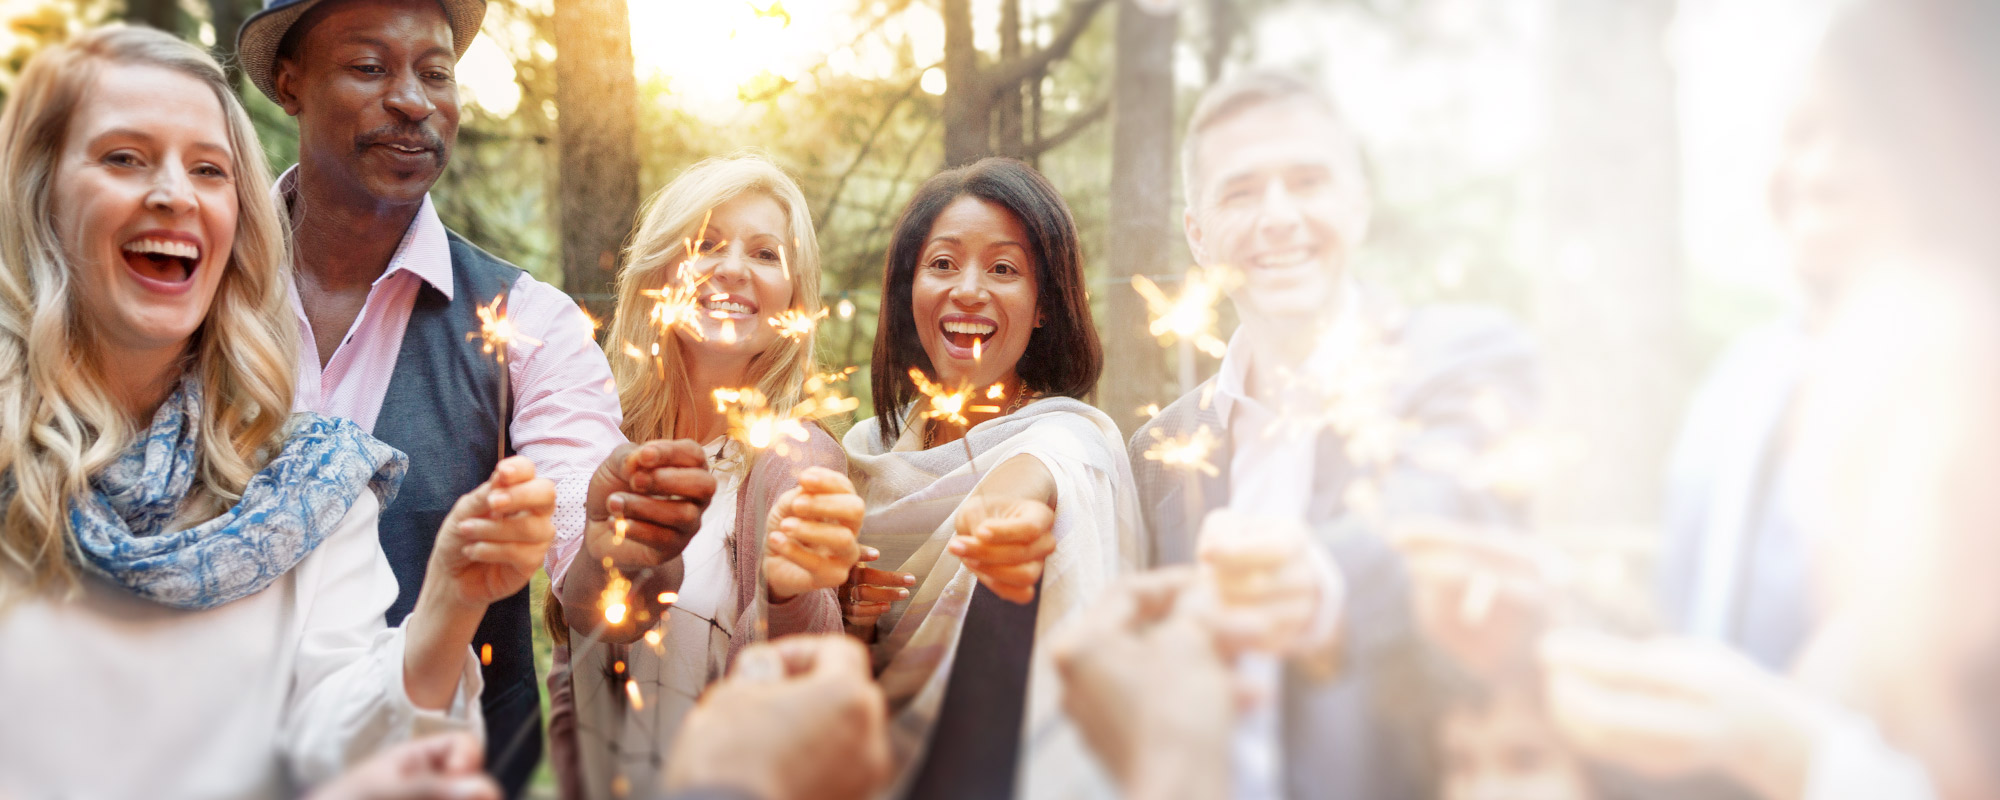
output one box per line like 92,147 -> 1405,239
281,168 -> 623,572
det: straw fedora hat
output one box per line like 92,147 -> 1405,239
235,0 -> 485,103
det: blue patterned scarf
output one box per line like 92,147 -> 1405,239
66,378 -> 407,610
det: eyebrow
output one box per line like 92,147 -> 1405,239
340,35 -> 453,62
925,235 -> 1026,251
91,127 -> 233,159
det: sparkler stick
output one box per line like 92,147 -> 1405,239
711,368 -> 863,643
471,293 -> 543,462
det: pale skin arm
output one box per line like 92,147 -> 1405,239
402,456 -> 556,710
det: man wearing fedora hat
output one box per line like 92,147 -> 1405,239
238,1 -> 718,794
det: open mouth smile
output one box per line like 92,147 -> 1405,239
120,233 -> 201,290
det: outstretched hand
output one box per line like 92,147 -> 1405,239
765,466 -> 865,600
950,494 -> 1057,604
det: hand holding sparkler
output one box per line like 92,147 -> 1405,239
840,547 -> 914,639
1194,509 -> 1340,659
1393,517 -> 1559,677
763,466 -> 865,601
559,439 -> 717,642
404,456 -> 556,709
1050,567 -> 1234,799
665,635 -> 891,800
305,732 -> 498,800
947,454 -> 1059,605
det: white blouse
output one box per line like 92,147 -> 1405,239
0,491 -> 483,800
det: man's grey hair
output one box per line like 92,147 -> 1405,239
1180,69 -> 1359,208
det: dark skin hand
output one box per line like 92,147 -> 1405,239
559,439 -> 717,643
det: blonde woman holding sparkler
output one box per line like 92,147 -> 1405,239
841,157 -> 1144,798
552,154 -> 863,799
0,26 -> 558,799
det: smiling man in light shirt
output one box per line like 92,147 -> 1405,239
1127,70 -> 1540,800
235,0 -> 717,795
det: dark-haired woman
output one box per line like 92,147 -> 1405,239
840,158 -> 1142,796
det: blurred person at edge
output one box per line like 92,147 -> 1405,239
1535,2 -> 2000,800
236,0 -> 715,793
0,25 -> 551,800
1126,70 -> 1540,799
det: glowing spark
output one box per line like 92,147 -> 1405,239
468,293 -> 542,461
1132,266 -> 1233,358
1141,425 -> 1221,477
657,591 -> 678,604
479,643 -> 492,665
987,384 -> 1005,400
469,294 -> 544,360
779,244 -> 790,281
611,517 -> 628,547
971,336 -> 982,362
1138,403 -> 1162,419
601,568 -> 632,626
711,369 -> 860,456
720,319 -> 737,343
625,678 -> 644,710
768,307 -> 828,341
577,303 -> 603,341
908,368 -> 973,427
836,297 -> 856,320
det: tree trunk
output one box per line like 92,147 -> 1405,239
553,0 -> 641,318
1535,0 -> 1684,537
208,0 -> 255,91
1104,0 -> 1177,434
126,0 -> 181,33
995,0 -> 1025,159
941,0 -> 987,167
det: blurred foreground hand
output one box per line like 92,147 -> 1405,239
1540,630 -> 1823,800
1051,567 -> 1234,800
665,635 -> 890,800
1196,509 -> 1341,657
306,733 -> 497,800
1395,518 -> 1557,677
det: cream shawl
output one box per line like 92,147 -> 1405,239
845,397 -> 1143,798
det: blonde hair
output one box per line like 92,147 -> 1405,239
0,26 -> 296,599
607,154 -> 823,449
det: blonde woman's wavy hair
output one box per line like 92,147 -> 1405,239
0,25 -> 296,600
607,154 -> 823,452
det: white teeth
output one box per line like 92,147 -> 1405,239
942,320 -> 996,336
122,238 -> 198,260
702,298 -> 754,315
1252,249 -> 1312,269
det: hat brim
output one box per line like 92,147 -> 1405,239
237,0 -> 485,104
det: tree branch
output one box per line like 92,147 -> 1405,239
1022,95 -> 1108,157
987,0 -> 1113,97
818,72 -> 929,229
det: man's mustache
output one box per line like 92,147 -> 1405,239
354,125 -> 448,166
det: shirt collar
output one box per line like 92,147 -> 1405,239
1212,280 -> 1363,423
274,164 -> 455,299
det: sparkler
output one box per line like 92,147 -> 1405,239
470,293 -> 543,461
1141,424 -> 1222,478
768,308 -> 827,341
1134,266 -> 1236,392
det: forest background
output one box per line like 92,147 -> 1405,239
1,0 -> 1841,790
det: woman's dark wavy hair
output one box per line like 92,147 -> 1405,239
871,157 -> 1103,445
